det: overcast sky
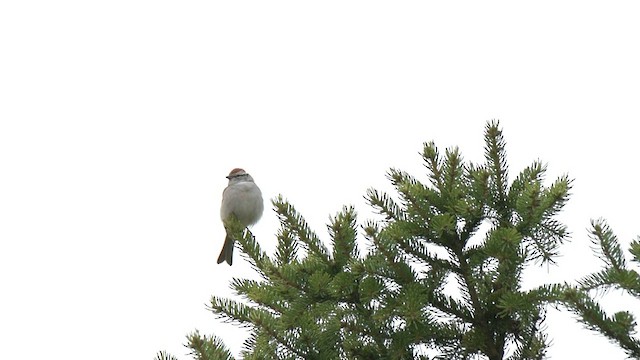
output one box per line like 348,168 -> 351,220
2,2 -> 640,359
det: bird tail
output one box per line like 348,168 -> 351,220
217,233 -> 234,265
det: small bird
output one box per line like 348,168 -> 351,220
217,168 -> 264,265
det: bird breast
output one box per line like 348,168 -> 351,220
220,182 -> 264,225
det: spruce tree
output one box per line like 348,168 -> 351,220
158,121 -> 577,359
358,121 -> 570,359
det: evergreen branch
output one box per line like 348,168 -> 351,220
155,350 -> 180,360
381,212 -> 458,270
579,268 -> 640,298
237,299 -> 317,359
514,178 -> 542,234
441,146 -> 465,201
540,175 -> 572,220
388,168 -> 438,218
362,223 -> 401,283
464,244 -> 492,270
330,206 -> 359,268
366,188 -> 405,221
467,163 -> 490,211
340,307 -> 390,357
579,220 -> 640,297
506,329 -> 548,360
273,196 -> 330,263
250,311 -> 311,359
230,278 -> 287,314
450,240 -> 487,341
240,332 -> 273,359
560,287 -> 640,359
516,176 -> 570,243
514,173 -> 570,265
484,120 -> 510,220
527,177 -> 571,264
578,268 -> 622,292
589,218 -> 627,271
208,296 -> 255,327
235,227 -> 271,277
394,282 -> 430,326
400,235 -> 459,273
388,168 -> 419,189
186,330 -> 234,360
431,293 -> 474,323
458,164 -> 490,243
275,227 -> 299,266
508,160 -> 547,206
423,141 -> 444,189
242,328 -> 309,359
365,223 -> 417,286
403,181 -> 443,225
630,239 -> 640,264
456,225 -> 534,359
524,221 -> 566,265
270,263 -> 310,296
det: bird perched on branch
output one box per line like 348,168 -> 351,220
217,168 -> 263,265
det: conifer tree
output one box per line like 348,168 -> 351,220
158,121 -> 575,359
359,121 -> 571,359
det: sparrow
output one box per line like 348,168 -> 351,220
217,168 -> 263,265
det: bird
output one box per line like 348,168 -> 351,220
217,168 -> 264,265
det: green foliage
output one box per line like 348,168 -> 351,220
363,120 -> 571,359
186,331 -> 234,360
556,219 -> 640,359
160,120 -> 597,360
155,350 -> 180,360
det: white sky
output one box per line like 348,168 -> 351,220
1,1 -> 640,359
